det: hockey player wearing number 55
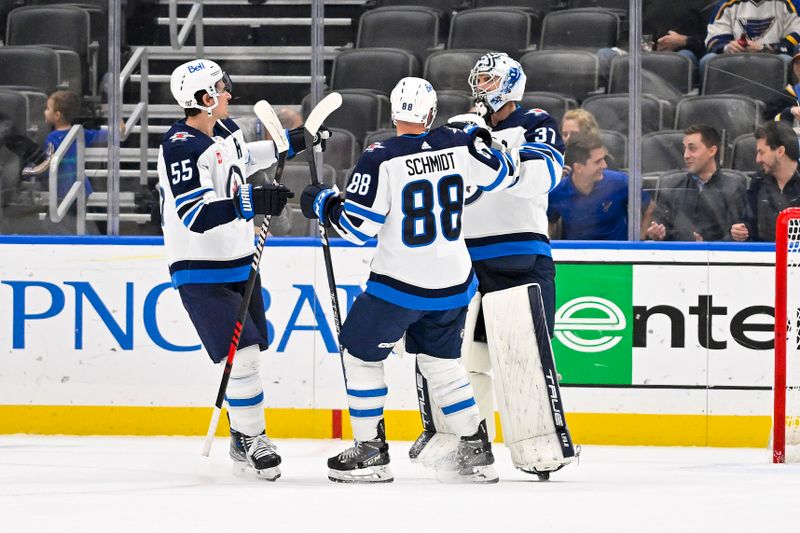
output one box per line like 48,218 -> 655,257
300,77 -> 521,484
157,59 -> 324,481
411,52 -> 578,480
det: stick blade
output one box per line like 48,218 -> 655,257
254,100 -> 289,154
304,92 -> 342,136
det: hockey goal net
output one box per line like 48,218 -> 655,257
774,207 -> 800,463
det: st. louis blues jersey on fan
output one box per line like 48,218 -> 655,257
462,106 -> 564,260
157,118 -> 277,286
330,126 -> 517,310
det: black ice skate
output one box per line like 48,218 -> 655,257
328,420 -> 393,483
436,420 -> 499,484
230,429 -> 282,481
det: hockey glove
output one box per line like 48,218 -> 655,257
448,113 -> 487,129
234,183 -> 294,221
300,183 -> 341,227
286,126 -> 331,159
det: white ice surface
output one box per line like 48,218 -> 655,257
1,436 -> 799,533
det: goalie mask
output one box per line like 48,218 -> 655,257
170,59 -> 233,115
468,52 -> 526,118
390,77 -> 437,129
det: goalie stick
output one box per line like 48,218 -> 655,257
303,92 -> 345,347
201,99 -> 288,457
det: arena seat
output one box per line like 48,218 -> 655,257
302,90 -> 391,146
521,92 -> 578,125
582,93 -> 666,134
610,52 -> 694,95
702,53 -> 787,104
330,48 -> 420,96
448,7 -> 533,56
424,49 -> 486,92
0,46 -> 60,95
431,90 -> 473,128
322,127 -> 359,179
540,8 -> 619,50
641,130 -> 686,175
729,133 -> 757,173
363,128 -> 396,150
520,50 -> 600,102
357,7 -> 441,62
599,129 -> 626,170
675,95 -> 763,150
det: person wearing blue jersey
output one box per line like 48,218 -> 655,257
300,76 -> 521,484
410,52 -> 579,480
548,131 -> 653,240
157,59 -> 324,481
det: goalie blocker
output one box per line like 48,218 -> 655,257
411,283 -> 577,478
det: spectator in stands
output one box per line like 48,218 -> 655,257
598,0 -> 710,83
548,131 -> 653,240
561,109 -> 599,143
702,0 -> 800,76
647,124 -> 747,242
765,50 -> 800,123
734,121 -> 800,242
22,91 -> 112,201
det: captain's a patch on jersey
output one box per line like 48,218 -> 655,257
365,142 -> 385,152
170,132 -> 195,142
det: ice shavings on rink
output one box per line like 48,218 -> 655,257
1,436 -> 798,533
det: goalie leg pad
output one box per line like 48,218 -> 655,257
416,354 -> 481,437
483,283 -> 577,473
342,350 -> 388,442
226,345 -> 266,436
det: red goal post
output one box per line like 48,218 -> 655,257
774,207 -> 800,463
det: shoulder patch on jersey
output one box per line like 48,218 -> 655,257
365,141 -> 385,152
169,132 -> 195,143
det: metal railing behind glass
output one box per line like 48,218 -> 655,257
48,124 -> 86,235
119,47 -> 150,186
169,0 -> 204,54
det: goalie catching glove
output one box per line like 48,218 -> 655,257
286,126 -> 331,159
234,183 -> 294,221
300,183 -> 342,227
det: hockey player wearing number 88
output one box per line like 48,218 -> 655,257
157,59 -> 325,480
300,77 -> 521,483
410,52 -> 579,480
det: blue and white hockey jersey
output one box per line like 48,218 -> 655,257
157,118 -> 278,287
706,0 -> 800,53
462,105 -> 564,261
329,126 -> 518,311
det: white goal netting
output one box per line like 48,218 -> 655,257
775,213 -> 800,463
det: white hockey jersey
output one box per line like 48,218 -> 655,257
462,105 -> 564,261
157,118 -> 278,287
706,0 -> 800,53
329,126 -> 518,310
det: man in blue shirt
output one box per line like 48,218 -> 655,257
548,131 -> 652,240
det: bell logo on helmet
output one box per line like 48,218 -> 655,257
187,62 -> 206,73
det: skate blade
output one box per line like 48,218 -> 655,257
436,464 -> 499,484
232,461 -> 281,481
328,465 -> 394,483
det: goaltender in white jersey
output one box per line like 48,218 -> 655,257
411,52 -> 578,480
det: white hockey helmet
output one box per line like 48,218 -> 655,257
170,59 -> 232,114
390,77 -> 437,129
468,52 -> 526,116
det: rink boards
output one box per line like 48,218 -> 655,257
0,237 -> 780,447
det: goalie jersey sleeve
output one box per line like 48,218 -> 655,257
327,127 -> 517,310
157,119 -> 277,287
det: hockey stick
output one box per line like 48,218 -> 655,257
303,92 -> 344,346
201,100 -> 288,457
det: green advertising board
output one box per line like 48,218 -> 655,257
553,264 -> 633,385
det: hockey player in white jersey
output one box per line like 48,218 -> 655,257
299,77 -> 520,484
410,52 -> 578,480
157,59 -> 324,480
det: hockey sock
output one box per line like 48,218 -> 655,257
226,345 -> 266,436
343,350 -> 387,442
416,354 -> 480,437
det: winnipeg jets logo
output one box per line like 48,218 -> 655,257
527,109 -> 546,116
365,142 -> 384,152
169,132 -> 194,143
421,141 -> 432,150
